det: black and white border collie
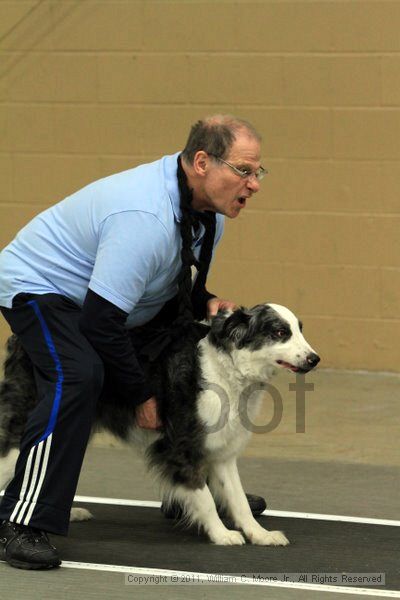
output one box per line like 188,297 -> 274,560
0,303 -> 319,546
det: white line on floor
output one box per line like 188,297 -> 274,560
1,490 -> 399,526
59,562 -> 400,597
1,492 -> 398,595
72,495 -> 400,527
0,558 -> 397,596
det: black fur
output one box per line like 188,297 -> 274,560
0,336 -> 37,456
0,305 -> 296,490
0,332 -> 207,490
209,304 -> 292,351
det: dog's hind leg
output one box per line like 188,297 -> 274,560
0,447 -> 19,492
0,336 -> 34,493
0,450 -> 93,523
164,482 -> 246,546
208,459 -> 289,546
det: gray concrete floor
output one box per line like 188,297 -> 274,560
1,368 -> 399,599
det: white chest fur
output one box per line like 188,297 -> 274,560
197,339 -> 266,461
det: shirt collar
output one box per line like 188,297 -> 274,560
163,152 -> 208,236
164,151 -> 183,223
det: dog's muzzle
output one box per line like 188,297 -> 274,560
277,352 -> 320,373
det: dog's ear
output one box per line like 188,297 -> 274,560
209,307 -> 251,350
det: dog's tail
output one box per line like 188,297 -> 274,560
146,417 -> 207,490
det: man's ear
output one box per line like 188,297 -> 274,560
192,150 -> 209,177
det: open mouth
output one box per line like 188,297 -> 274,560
237,197 -> 247,207
276,360 -> 308,374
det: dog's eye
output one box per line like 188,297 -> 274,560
276,329 -> 287,338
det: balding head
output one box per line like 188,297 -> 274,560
182,115 -> 261,164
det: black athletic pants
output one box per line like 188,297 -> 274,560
0,293 -> 105,535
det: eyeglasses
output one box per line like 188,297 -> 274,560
209,154 -> 268,181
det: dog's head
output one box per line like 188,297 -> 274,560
209,303 -> 320,376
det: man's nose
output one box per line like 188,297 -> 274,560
246,175 -> 260,193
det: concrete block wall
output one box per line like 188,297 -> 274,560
0,1 -> 399,371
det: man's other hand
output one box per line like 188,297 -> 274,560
135,396 -> 162,430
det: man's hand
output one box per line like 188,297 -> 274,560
206,297 -> 239,319
135,396 -> 163,430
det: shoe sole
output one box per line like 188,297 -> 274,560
7,558 -> 61,570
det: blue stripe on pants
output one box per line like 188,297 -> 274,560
27,300 -> 64,444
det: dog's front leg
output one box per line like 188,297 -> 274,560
169,483 -> 245,546
209,459 -> 289,546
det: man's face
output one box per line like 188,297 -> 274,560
194,132 -> 263,218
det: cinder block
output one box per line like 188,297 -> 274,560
48,1 -> 143,51
250,108 -> 331,159
3,52 -> 98,102
187,55 -> 283,105
98,156 -> 156,179
283,57 -> 332,107
5,105 -> 54,152
380,268 -> 400,318
142,1 -> 239,51
240,212 -> 399,268
207,261 -> 287,308
96,106 -> 167,155
12,155 -> 100,205
53,106 -> 100,153
380,162 -> 400,213
0,1 -> 52,50
333,110 -> 400,159
0,107 -> 10,152
330,57 -> 381,106
375,218 -> 400,268
256,159 -> 387,214
0,1 -> 36,39
283,265 -> 381,319
96,105 -> 211,156
314,316 -> 400,371
329,161 -> 384,212
331,1 -> 400,52
222,1 -> 333,52
97,54 -> 190,103
283,56 -> 381,107
95,106 -> 325,158
143,1 -> 333,52
239,212 -> 306,264
0,155 -> 13,203
0,204 -> 45,248
382,57 -> 400,106
251,159 -> 321,212
0,320 -> 11,353
212,217 -> 243,263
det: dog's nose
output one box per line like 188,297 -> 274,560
306,353 -> 320,368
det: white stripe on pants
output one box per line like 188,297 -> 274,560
9,434 -> 53,526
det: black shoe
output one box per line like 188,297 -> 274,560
161,493 -> 267,520
0,520 -> 61,570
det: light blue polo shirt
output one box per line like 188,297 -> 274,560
0,153 -> 224,328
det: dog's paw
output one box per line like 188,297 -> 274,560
70,507 -> 93,522
246,527 -> 289,546
210,529 -> 246,546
